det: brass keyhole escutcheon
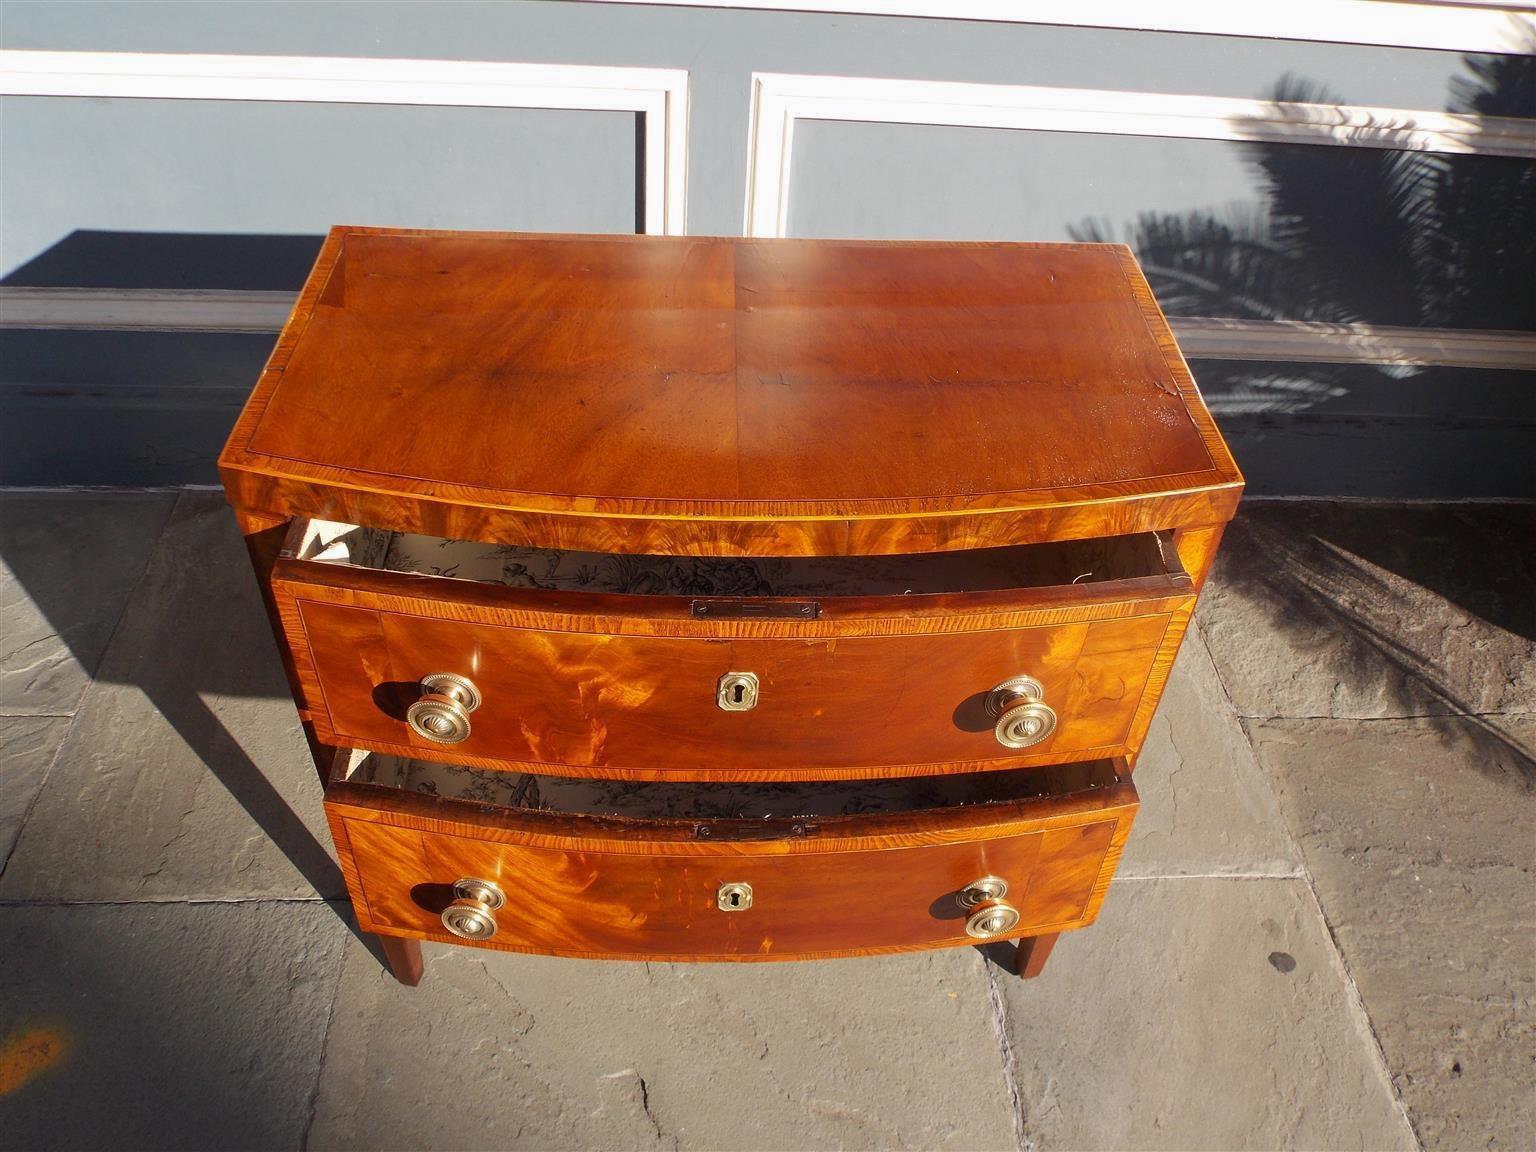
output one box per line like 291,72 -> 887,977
716,672 -> 759,712
717,882 -> 754,911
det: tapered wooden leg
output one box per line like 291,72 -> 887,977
1016,932 -> 1059,979
378,935 -> 424,986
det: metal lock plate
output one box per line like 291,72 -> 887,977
716,671 -> 759,711
716,882 -> 754,911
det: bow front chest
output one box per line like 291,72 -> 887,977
221,226 -> 1242,985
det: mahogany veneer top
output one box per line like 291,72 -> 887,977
221,227 -> 1241,555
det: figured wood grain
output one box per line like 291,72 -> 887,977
275,571 -> 1189,779
228,471 -> 1241,558
223,231 -> 1239,978
1172,523 -> 1229,592
322,765 -> 1138,962
220,227 -> 1242,557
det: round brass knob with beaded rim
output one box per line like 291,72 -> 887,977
441,877 -> 505,940
964,901 -> 1022,939
956,876 -> 1009,910
985,674 -> 1058,749
406,672 -> 481,744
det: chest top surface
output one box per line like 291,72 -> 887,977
220,227 -> 1241,555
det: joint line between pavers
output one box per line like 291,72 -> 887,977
1115,871 -> 1308,881
0,717 -> 73,880
982,954 -> 1031,1151
1215,654 -> 1426,1151
1292,869 -> 1425,1150
0,896 -> 337,907
299,936 -> 349,1151
1234,711 -> 1535,722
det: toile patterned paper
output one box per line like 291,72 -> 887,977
372,530 -> 1157,597
356,754 -> 1109,820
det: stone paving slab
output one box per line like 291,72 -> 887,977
996,876 -> 1415,1152
1119,625 -> 1298,879
0,491 -> 343,902
308,938 -> 1017,1151
0,900 -> 347,1152
1198,503 -> 1536,719
1,489 -> 1522,1152
1244,715 -> 1536,1151
0,716 -> 68,874
0,491 -> 175,715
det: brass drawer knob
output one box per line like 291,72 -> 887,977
965,901 -> 1022,939
407,672 -> 481,744
985,675 -> 1058,749
441,877 -> 505,940
957,876 -> 1009,910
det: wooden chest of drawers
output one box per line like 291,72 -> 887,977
221,226 -> 1241,985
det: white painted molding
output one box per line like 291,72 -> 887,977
0,50 -> 689,234
744,72 -> 1536,238
1170,318 -> 1536,371
592,0 -> 1536,55
0,288 -> 296,333
6,286 -> 1533,371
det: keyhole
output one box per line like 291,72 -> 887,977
717,881 -> 753,910
717,671 -> 759,711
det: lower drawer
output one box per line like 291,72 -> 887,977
325,752 -> 1138,961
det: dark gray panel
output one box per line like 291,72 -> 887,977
0,331 -> 272,484
1193,360 -> 1536,497
3,232 -> 326,290
791,123 -> 1536,332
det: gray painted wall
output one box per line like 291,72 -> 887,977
3,1 -> 1532,495
3,100 -> 639,275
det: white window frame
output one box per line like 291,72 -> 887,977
743,72 -> 1536,369
593,0 -> 1536,55
745,73 -> 1536,238
0,50 -> 690,236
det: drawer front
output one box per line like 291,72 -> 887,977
284,595 -> 1187,779
326,780 -> 1138,961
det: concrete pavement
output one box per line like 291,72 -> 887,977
1,491 -> 1530,1150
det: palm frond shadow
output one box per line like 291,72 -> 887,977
1068,48 -> 1536,416
1074,51 -> 1535,765
1210,511 -> 1535,788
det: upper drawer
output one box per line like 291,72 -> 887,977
271,518 -> 1195,780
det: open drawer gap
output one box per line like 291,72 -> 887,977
289,518 -> 1185,599
337,748 -> 1124,823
